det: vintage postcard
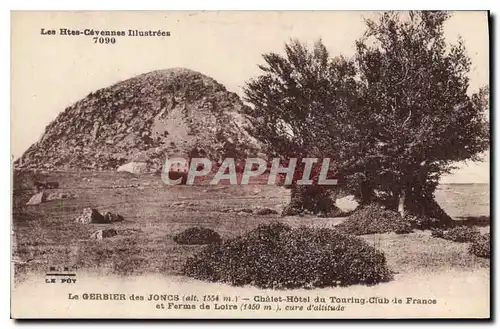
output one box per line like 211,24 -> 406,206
11,10 -> 490,319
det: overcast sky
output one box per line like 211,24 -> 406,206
11,11 -> 489,183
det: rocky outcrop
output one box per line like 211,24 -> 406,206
103,212 -> 124,223
173,227 -> 221,245
75,208 -> 124,224
90,229 -> 118,240
15,68 -> 261,171
255,207 -> 279,215
26,191 -> 48,205
219,206 -> 279,215
25,191 -> 75,205
34,181 -> 59,190
46,192 -> 75,201
75,208 -> 104,224
117,162 -> 149,174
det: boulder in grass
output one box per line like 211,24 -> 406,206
234,207 -> 253,214
90,228 -> 118,240
173,227 -> 222,245
34,181 -> 59,190
46,192 -> 75,201
75,208 -> 105,224
103,212 -> 124,223
26,191 -> 49,205
75,208 -> 124,224
255,207 -> 278,215
117,162 -> 149,174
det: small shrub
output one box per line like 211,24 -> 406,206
317,207 -> 350,218
437,226 -> 480,243
336,203 -> 412,235
406,215 -> 441,230
281,204 -> 301,216
173,227 -> 221,245
431,228 -> 445,238
182,222 -> 393,289
281,186 -> 338,216
395,226 -> 413,234
469,233 -> 490,258
255,207 -> 278,215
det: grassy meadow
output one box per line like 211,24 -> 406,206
12,171 -> 490,286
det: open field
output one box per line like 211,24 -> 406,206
12,171 -> 490,287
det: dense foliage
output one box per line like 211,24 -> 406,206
336,203 -> 413,235
351,12 -> 489,221
431,226 -> 480,243
173,227 -> 222,245
183,222 -> 393,289
469,233 -> 490,258
243,12 -> 489,224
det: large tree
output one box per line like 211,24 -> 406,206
244,12 -> 489,223
351,11 -> 489,224
243,39 -> 359,215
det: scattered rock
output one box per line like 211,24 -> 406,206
90,229 -> 118,240
255,207 -> 278,215
103,212 -> 124,223
117,162 -> 149,174
46,192 -> 75,201
171,201 -> 196,207
120,228 -> 143,235
173,227 -> 221,245
26,191 -> 49,205
75,208 -> 125,224
252,188 -> 262,195
219,207 -> 277,215
34,181 -> 59,190
110,183 -> 140,188
234,207 -> 253,213
75,208 -> 105,224
12,256 -> 34,264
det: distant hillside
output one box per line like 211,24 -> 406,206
15,68 -> 261,171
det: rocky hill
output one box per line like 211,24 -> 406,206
15,68 -> 261,172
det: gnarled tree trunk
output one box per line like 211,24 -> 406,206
398,189 -> 406,218
380,185 -> 453,228
281,185 -> 341,217
358,179 -> 376,205
404,193 -> 453,227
